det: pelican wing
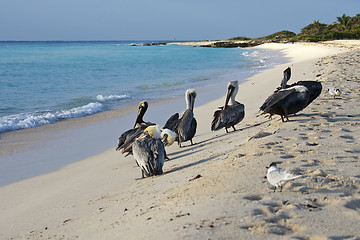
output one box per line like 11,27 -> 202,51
120,128 -> 144,153
260,88 -> 296,113
148,138 -> 165,175
290,81 -> 322,106
163,113 -> 180,132
188,117 -> 197,141
211,109 -> 223,131
132,138 -> 155,177
177,109 -> 196,141
116,128 -> 139,151
211,104 -> 244,131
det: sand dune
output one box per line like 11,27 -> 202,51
1,41 -> 360,240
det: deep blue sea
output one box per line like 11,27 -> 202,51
0,41 -> 280,133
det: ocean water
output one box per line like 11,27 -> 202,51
0,41 -> 280,133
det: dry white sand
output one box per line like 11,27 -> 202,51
1,41 -> 360,240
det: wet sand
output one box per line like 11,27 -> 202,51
0,40 -> 359,239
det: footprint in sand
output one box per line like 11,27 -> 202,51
339,135 -> 355,142
280,154 -> 296,159
301,159 -> 320,167
243,194 -> 264,201
344,199 -> 360,211
243,199 -> 307,236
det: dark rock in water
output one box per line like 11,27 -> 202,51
200,41 -> 263,48
142,42 -> 167,46
131,42 -> 168,46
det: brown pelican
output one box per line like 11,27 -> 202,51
266,162 -> 301,192
211,81 -> 245,133
163,89 -> 197,147
260,85 -> 310,122
279,67 -> 322,107
116,101 -> 154,153
328,87 -> 341,99
122,125 -> 165,178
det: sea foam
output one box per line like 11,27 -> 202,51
0,93 -> 133,132
96,94 -> 129,102
0,102 -> 104,133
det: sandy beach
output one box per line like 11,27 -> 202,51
1,40 -> 360,239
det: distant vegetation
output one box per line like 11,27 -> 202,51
228,36 -> 252,41
229,14 -> 360,42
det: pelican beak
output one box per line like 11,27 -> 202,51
116,143 -> 121,151
281,67 -> 291,89
133,107 -> 143,128
162,134 -> 169,146
190,92 -> 196,111
224,85 -> 235,108
122,143 -> 133,154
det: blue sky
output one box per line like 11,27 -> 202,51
0,0 -> 359,41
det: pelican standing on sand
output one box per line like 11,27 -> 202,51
116,101 -> 154,153
163,89 -> 197,147
260,85 -> 310,122
266,162 -> 301,192
122,125 -> 165,178
211,81 -> 245,133
260,67 -> 322,122
280,67 -> 322,108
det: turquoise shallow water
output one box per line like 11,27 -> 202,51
0,41 -> 287,186
0,41 -> 275,133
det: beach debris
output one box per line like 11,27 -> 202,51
189,174 -> 202,181
248,131 -> 275,141
62,219 -> 72,224
176,212 -> 191,218
266,162 -> 301,192
306,142 -> 319,146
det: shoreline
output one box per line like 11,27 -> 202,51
0,46 -> 286,186
1,40 -> 360,239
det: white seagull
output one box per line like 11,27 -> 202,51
266,162 -> 301,191
328,87 -> 341,99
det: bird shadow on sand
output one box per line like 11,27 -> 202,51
238,118 -> 272,131
164,153 -> 223,175
318,113 -> 360,123
269,112 -> 360,124
165,148 -> 203,162
166,133 -> 231,159
167,118 -> 272,161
